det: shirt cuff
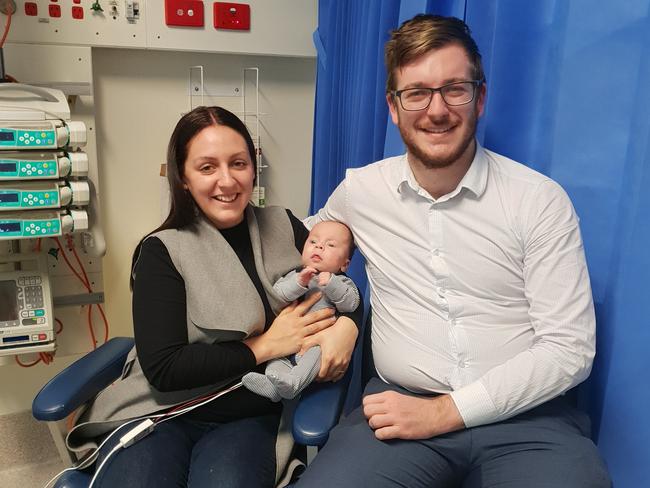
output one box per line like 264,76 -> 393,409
449,380 -> 499,428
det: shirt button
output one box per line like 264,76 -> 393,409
459,360 -> 468,368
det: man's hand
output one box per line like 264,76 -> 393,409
362,390 -> 465,440
297,266 -> 319,287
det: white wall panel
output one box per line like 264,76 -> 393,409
8,0 -> 316,57
9,0 -> 147,48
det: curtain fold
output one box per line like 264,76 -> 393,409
310,0 -> 401,285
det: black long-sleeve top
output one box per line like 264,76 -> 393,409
132,210 -> 363,422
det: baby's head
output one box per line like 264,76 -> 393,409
302,221 -> 354,273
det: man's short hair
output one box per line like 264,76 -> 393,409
385,14 -> 485,94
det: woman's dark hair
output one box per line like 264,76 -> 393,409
130,106 -> 257,287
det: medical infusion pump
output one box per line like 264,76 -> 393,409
0,84 -> 86,150
0,151 -> 89,181
0,120 -> 86,150
0,209 -> 88,239
0,181 -> 90,211
0,254 -> 55,356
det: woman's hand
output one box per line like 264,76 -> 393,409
300,316 -> 358,382
243,292 -> 335,365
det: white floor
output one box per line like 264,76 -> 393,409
0,411 -> 68,488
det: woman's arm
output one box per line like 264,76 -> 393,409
133,237 -> 257,392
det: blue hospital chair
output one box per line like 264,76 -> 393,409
32,335 -> 358,488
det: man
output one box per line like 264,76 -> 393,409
298,14 -> 611,487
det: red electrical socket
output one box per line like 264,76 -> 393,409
49,4 -> 61,17
25,2 -> 38,16
72,6 -> 84,19
164,0 -> 205,27
214,2 -> 250,31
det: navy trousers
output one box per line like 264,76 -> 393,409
297,378 -> 611,488
91,413 -> 280,488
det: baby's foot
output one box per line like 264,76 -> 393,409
242,372 -> 281,402
268,372 -> 300,400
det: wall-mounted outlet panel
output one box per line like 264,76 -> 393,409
164,0 -> 204,28
214,2 -> 250,31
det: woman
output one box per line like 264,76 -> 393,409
66,106 -> 361,487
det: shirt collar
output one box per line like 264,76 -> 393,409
396,141 -> 488,199
459,143 -> 488,198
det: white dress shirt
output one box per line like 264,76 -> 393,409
306,143 -> 595,427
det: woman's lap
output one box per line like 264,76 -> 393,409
93,414 -> 280,488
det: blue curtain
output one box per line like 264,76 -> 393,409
310,0 -> 401,285
312,1 -> 650,485
465,2 -> 650,486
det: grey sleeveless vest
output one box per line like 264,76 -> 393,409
66,206 -> 302,484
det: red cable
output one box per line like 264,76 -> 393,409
65,235 -> 110,344
53,237 -> 111,348
87,303 -> 97,349
15,355 -> 41,367
97,304 -> 109,343
67,235 -> 92,289
53,237 -> 91,292
55,318 -> 64,335
0,9 -> 11,49
54,237 -> 98,348
158,391 -> 220,422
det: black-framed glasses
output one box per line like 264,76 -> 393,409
392,80 -> 484,111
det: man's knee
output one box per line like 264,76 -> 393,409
568,443 -> 612,488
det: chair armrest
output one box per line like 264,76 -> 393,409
292,369 -> 351,447
32,337 -> 135,421
293,286 -> 370,448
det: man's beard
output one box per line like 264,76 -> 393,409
399,112 -> 478,169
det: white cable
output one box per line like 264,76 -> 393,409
42,466 -> 78,488
42,381 -> 243,488
40,417 -> 145,488
73,417 -> 150,472
87,443 -> 121,488
156,381 -> 243,425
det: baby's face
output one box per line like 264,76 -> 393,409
302,221 -> 352,273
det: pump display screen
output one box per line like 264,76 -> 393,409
0,194 -> 19,203
0,162 -> 16,172
0,280 -> 18,321
0,222 -> 20,233
0,132 -> 15,141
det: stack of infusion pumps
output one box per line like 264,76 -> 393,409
0,84 -> 90,356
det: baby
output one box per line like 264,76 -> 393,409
242,221 -> 360,401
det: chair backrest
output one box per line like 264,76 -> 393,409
342,288 -> 376,415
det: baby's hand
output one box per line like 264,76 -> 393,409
317,271 -> 332,287
297,267 -> 318,287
